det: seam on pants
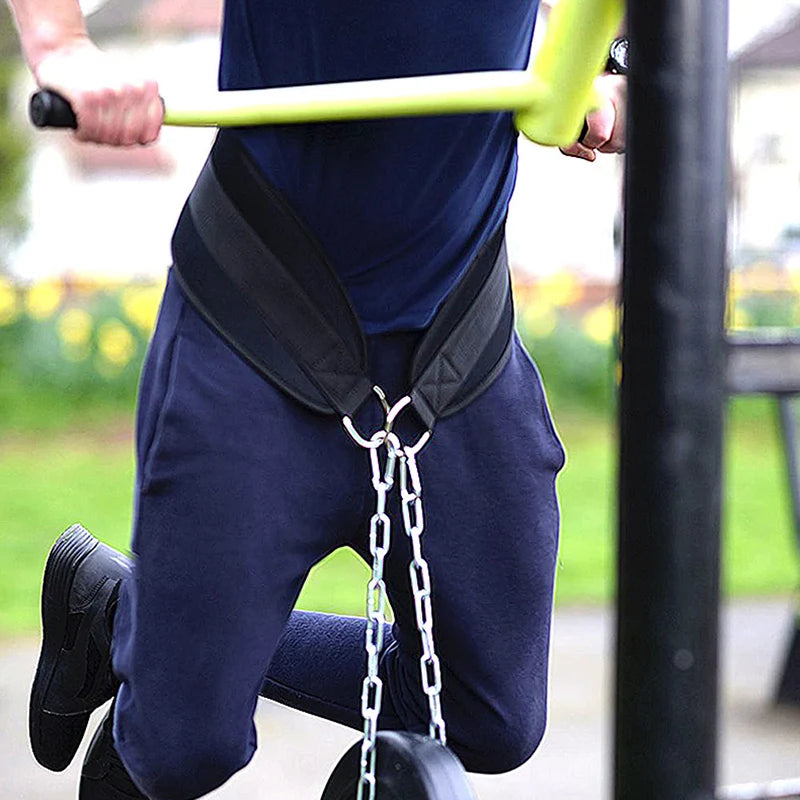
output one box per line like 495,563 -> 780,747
140,303 -> 187,493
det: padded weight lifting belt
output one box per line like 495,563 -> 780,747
171,131 -> 514,430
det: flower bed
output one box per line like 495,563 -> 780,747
1,265 -> 797,432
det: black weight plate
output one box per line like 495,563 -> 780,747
321,731 -> 476,800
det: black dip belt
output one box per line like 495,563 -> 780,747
171,130 -> 514,434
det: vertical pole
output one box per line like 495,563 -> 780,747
776,396 -> 800,554
615,2 -> 729,800
775,395 -> 800,706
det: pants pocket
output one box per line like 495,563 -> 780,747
514,333 -> 567,472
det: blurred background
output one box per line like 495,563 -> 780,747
0,0 -> 798,798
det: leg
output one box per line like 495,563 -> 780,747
29,275 -> 387,793
107,273 -> 367,800
376,335 -> 565,773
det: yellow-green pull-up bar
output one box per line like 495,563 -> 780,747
31,0 -> 623,148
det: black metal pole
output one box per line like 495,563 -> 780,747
776,396 -> 800,554
615,2 -> 729,800
775,396 -> 800,706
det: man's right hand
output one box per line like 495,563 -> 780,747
33,38 -> 163,146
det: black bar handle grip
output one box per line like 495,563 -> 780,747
29,90 -> 78,129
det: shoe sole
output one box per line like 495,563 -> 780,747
29,524 -> 101,772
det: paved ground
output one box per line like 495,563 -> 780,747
2,600 -> 798,800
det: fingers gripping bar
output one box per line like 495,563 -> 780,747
28,0 -> 623,148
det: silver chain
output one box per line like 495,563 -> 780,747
356,430 -> 399,800
343,391 -> 443,800
399,444 -> 446,744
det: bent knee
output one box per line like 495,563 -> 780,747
450,709 -> 547,774
121,731 -> 253,800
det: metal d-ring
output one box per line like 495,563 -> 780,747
342,386 -> 391,449
384,395 -> 432,456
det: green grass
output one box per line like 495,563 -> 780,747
722,399 -> 800,595
0,433 -> 136,635
1,399 -> 797,636
554,412 -> 617,603
553,398 -> 800,604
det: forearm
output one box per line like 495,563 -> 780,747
7,0 -> 88,77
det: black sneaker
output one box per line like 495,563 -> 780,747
29,524 -> 132,771
80,703 -> 147,799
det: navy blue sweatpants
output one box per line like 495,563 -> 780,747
111,271 -> 565,800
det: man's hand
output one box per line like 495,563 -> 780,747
560,74 -> 626,162
34,39 -> 163,146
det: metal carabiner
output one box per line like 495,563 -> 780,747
342,386 -> 391,449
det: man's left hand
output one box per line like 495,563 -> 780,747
560,74 -> 626,162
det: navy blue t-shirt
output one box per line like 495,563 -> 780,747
219,1 -> 539,333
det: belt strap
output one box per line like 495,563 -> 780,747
172,131 -> 513,429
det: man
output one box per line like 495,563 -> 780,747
10,0 -> 625,797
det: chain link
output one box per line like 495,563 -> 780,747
343,392 -> 443,800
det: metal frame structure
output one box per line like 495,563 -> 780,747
726,332 -> 800,707
616,1 -> 729,797
618,2 -> 799,799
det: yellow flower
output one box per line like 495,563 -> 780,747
520,299 -> 558,339
537,272 -> 584,308
121,285 -> 162,333
582,301 -> 617,345
25,280 -> 64,320
0,277 -> 19,325
97,319 -> 136,368
58,308 -> 93,347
